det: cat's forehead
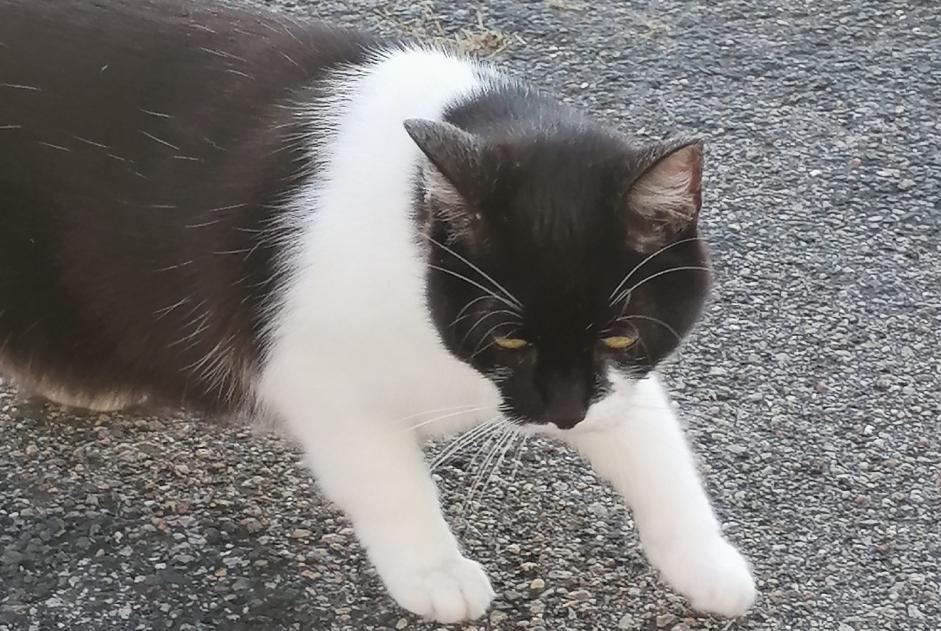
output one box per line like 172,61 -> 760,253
492,225 -> 629,324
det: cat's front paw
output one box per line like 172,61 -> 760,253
648,536 -> 756,618
382,555 -> 495,623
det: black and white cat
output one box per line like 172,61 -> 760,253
0,0 -> 756,623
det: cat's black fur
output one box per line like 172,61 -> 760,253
413,86 -> 709,427
0,0 -> 373,411
0,0 -> 709,429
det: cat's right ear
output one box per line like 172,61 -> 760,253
405,119 -> 491,245
403,119 -> 485,204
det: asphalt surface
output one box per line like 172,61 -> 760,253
1,1 -> 939,629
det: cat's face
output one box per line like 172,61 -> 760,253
408,119 -> 710,430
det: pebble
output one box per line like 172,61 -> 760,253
617,614 -> 636,629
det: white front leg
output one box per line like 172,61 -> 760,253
565,374 -> 756,617
275,393 -> 494,623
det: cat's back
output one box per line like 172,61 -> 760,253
0,0 -> 371,190
0,0 -> 375,411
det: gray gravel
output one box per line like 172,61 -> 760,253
2,0 -> 940,629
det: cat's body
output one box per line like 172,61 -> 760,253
0,0 -> 756,623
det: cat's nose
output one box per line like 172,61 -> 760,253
551,412 -> 585,430
539,372 -> 590,429
545,396 -> 588,430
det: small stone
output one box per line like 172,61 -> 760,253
290,528 -> 312,539
656,613 -> 677,628
838,624 -> 855,631
240,517 -> 263,534
395,618 -> 408,630
569,589 -> 591,601
490,610 -> 509,624
529,578 -> 546,592
617,614 -> 636,629
232,577 -> 251,591
222,556 -> 241,568
25,444 -> 38,456
908,604 -> 923,619
588,502 -> 609,518
671,624 -> 691,631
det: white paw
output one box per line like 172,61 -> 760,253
648,537 -> 756,618
382,555 -> 495,623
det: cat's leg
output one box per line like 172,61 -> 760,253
276,396 -> 494,623
563,373 -> 756,617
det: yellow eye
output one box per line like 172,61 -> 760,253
494,336 -> 529,350
602,335 -> 638,350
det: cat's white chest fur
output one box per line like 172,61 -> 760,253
258,49 -> 501,433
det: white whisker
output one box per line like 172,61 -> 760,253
426,235 -> 523,308
429,419 -> 504,472
460,310 -> 523,346
615,314 -> 682,345
406,407 -> 484,432
463,424 -> 515,513
470,321 -> 519,357
607,236 -> 707,304
394,403 -> 481,427
449,295 -> 494,328
614,265 -> 711,305
428,265 -> 522,314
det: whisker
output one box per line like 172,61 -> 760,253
430,420 -> 497,462
615,314 -> 683,345
508,434 -> 529,485
425,236 -> 523,309
449,295 -> 493,328
478,431 -> 518,504
464,425 -> 515,513
407,407 -> 485,433
470,322 -> 519,357
429,265 -> 522,314
394,403 -> 481,427
429,419 -> 504,471
462,423 -> 508,492
460,310 -> 523,347
613,265 -> 711,305
607,236 -> 708,304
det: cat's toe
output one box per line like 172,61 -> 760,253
650,537 -> 756,618
384,556 -> 494,623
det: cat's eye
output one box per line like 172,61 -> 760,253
602,335 -> 638,350
494,336 -> 529,350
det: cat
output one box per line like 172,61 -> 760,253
0,0 -> 756,623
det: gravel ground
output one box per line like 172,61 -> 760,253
2,1 -> 939,630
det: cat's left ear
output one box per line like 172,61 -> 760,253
624,139 -> 703,253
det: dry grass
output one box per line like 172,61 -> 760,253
373,2 -> 523,58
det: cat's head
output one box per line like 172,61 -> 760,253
407,113 -> 710,430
